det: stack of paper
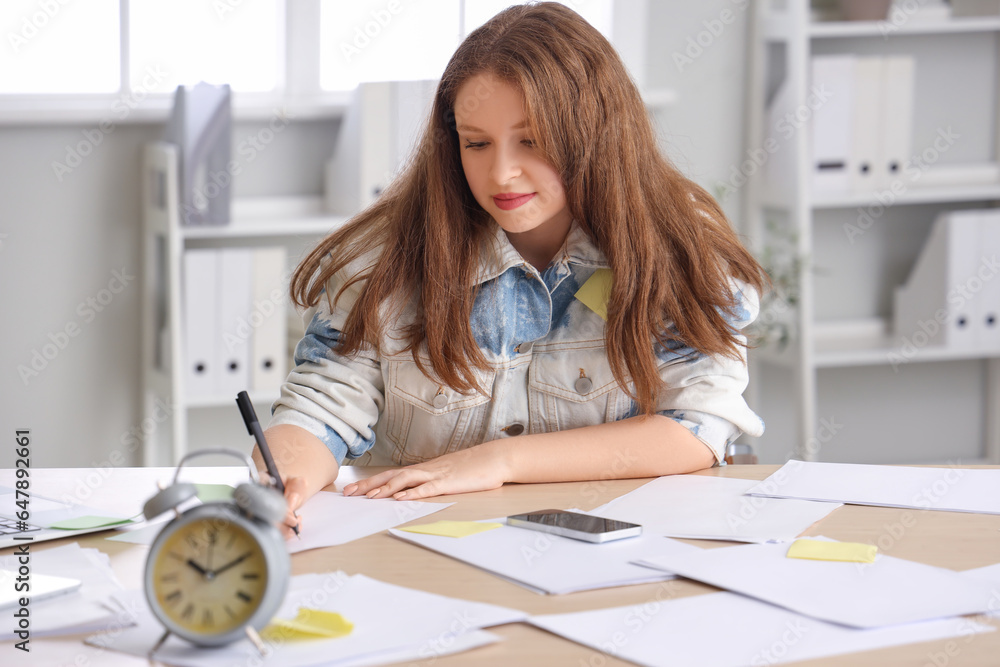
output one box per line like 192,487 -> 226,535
391,518 -> 699,594
589,474 -> 842,543
529,591 -> 994,667
0,543 -> 130,639
635,537 -> 995,628
88,572 -> 525,667
746,460 -> 1000,515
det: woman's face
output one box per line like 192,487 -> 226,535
454,73 -> 572,265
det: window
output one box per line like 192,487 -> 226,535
129,0 -> 282,94
0,0 -> 119,94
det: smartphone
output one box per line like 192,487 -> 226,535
506,509 -> 642,543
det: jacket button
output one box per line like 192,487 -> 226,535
517,341 -> 533,354
574,376 -> 593,394
432,393 -> 448,409
504,423 -> 525,436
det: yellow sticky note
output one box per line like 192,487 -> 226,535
399,520 -> 502,538
261,609 -> 353,642
574,268 -> 613,321
787,539 -> 877,564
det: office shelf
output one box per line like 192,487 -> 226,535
743,1 -> 1000,462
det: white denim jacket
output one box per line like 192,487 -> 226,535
269,222 -> 764,466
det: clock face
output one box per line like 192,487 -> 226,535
150,516 -> 268,637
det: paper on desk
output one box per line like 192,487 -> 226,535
961,563 -> 1000,618
391,518 -> 699,595
288,492 -> 452,553
745,460 -> 1000,515
589,474 -> 842,543
0,486 -> 135,528
88,572 -> 523,667
0,543 -> 130,640
635,536 -> 996,628
528,591 -> 995,667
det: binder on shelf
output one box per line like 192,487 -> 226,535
850,57 -> 885,194
250,247 -> 289,394
879,56 -> 915,190
324,80 -> 437,215
976,212 -> 1000,350
217,248 -> 252,397
810,55 -> 856,195
183,248 -> 219,398
893,210 -> 982,351
163,82 -> 232,226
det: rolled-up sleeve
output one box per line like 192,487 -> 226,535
268,282 -> 385,463
656,280 -> 765,463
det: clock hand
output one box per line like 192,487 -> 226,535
185,558 -> 209,577
212,551 -> 252,576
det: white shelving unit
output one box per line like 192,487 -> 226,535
743,1 -> 1000,462
140,142 -> 348,466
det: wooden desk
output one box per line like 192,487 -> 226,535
3,465 -> 999,666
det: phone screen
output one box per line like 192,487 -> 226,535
509,510 -> 638,534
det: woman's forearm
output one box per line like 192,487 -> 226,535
499,414 -> 716,484
251,423 -> 340,499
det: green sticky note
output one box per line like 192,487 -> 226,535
194,483 -> 235,502
399,520 -> 503,538
574,268 -> 613,320
786,539 -> 877,564
261,609 -> 353,642
49,516 -> 136,531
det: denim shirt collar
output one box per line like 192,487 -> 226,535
473,220 -> 609,287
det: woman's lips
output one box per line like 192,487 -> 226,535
492,192 -> 535,211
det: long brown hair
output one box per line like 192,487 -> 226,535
291,2 -> 766,415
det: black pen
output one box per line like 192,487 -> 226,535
236,390 -> 300,538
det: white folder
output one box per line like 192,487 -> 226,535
880,56 -> 915,189
977,211 -> 1000,350
217,248 -> 252,397
894,211 -> 980,350
182,248 -> 219,398
810,55 -> 856,195
850,57 -> 885,194
250,247 -> 288,393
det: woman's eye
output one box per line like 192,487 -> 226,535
463,141 -> 488,150
521,138 -> 536,147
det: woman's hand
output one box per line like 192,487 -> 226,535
342,441 -> 512,500
277,475 -> 308,540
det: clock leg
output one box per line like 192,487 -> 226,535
246,625 -> 269,656
149,629 -> 171,658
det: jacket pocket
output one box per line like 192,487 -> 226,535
383,358 -> 495,464
527,347 -> 625,432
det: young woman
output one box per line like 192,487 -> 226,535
254,3 -> 766,537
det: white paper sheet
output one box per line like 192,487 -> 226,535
105,491 -> 452,553
746,460 -> 1000,515
288,492 -> 452,553
87,572 -> 524,667
635,537 -> 996,628
390,519 -> 699,595
0,543 -> 130,640
529,591 -> 995,667
589,474 -> 842,543
962,563 -> 1000,618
